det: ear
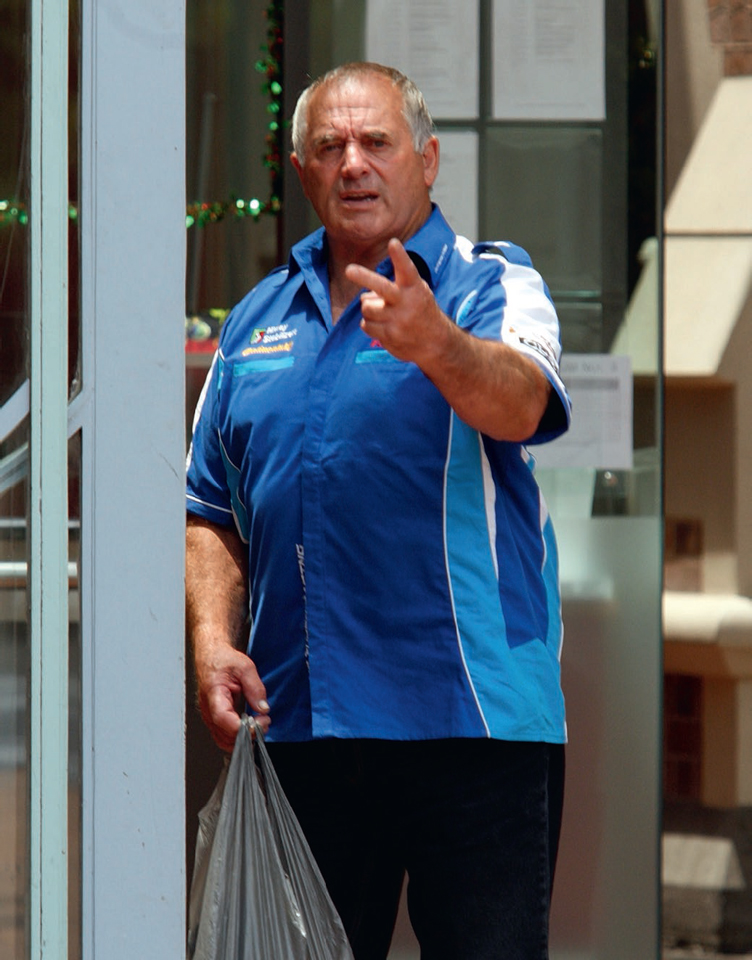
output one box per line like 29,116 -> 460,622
290,153 -> 309,198
422,137 -> 439,190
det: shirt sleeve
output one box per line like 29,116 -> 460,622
185,350 -> 235,527
467,240 -> 571,445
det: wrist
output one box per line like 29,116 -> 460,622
415,309 -> 463,380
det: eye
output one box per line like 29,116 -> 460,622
315,141 -> 342,158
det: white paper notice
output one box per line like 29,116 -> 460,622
533,355 -> 633,470
365,0 -> 479,118
492,0 -> 605,120
431,130 -> 479,242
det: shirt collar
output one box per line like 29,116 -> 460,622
288,204 -> 455,290
288,226 -> 327,278
399,204 -> 455,289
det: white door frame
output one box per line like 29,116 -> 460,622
29,0 -> 70,954
77,2 -> 186,957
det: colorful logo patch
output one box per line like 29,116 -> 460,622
243,323 -> 298,356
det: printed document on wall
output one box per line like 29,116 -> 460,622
365,0 -> 479,118
533,355 -> 633,470
492,0 -> 605,120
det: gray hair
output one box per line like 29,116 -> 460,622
291,62 -> 436,165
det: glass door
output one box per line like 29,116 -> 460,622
0,0 -> 81,956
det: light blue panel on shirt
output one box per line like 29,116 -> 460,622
233,356 -> 295,375
541,508 -> 564,656
219,438 -> 249,541
444,414 -> 511,737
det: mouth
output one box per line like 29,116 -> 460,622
339,190 -> 379,205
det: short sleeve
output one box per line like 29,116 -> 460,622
469,241 -> 571,445
186,351 -> 235,526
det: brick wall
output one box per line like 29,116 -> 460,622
708,0 -> 752,74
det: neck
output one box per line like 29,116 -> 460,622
325,235 -> 390,323
328,263 -> 362,324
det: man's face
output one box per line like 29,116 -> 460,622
291,74 -> 439,267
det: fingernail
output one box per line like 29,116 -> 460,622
258,700 -> 270,712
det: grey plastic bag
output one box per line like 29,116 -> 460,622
188,716 -> 354,960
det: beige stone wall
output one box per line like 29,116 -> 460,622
665,0 -> 751,197
664,384 -> 737,595
719,294 -> 752,600
666,0 -> 724,196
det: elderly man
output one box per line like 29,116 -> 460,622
186,62 -> 570,960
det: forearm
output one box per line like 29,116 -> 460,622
186,515 -> 269,747
349,239 -> 552,442
417,316 -> 551,442
186,514 -> 248,659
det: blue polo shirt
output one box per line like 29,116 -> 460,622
187,206 -> 571,743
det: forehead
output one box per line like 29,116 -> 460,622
306,75 -> 408,139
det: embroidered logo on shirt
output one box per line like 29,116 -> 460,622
243,323 -> 298,356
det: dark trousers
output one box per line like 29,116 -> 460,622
267,738 -> 565,960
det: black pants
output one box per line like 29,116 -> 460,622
267,738 -> 565,960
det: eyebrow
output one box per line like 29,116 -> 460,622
312,128 -> 392,148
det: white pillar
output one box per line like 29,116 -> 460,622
78,1 -> 186,956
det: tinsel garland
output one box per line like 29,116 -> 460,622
186,0 -> 284,228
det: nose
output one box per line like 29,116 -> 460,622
341,140 -> 368,178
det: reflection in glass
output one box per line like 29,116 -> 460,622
0,445 -> 28,958
69,0 -> 81,403
68,1 -> 82,954
0,0 -> 29,410
68,431 -> 81,960
483,126 -> 603,296
0,0 -> 30,955
186,0 -> 279,313
556,302 -> 604,355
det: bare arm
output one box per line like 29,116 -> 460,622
186,514 -> 270,750
345,238 -> 552,442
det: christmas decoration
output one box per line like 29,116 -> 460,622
1,1 -> 285,231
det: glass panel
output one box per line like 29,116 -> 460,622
69,2 -> 82,954
0,466 -> 28,958
186,5 -> 662,959
482,126 -> 603,296
69,0 -> 81,402
186,0 -> 280,315
551,518 -> 662,957
185,0 -> 283,445
185,0 -> 286,890
0,0 -> 29,409
0,0 -> 29,956
68,431 -> 81,960
556,302 -> 605,354
544,2 -> 662,956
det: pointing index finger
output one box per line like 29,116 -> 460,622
345,238 -> 421,299
344,263 -> 395,304
386,238 -> 420,288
